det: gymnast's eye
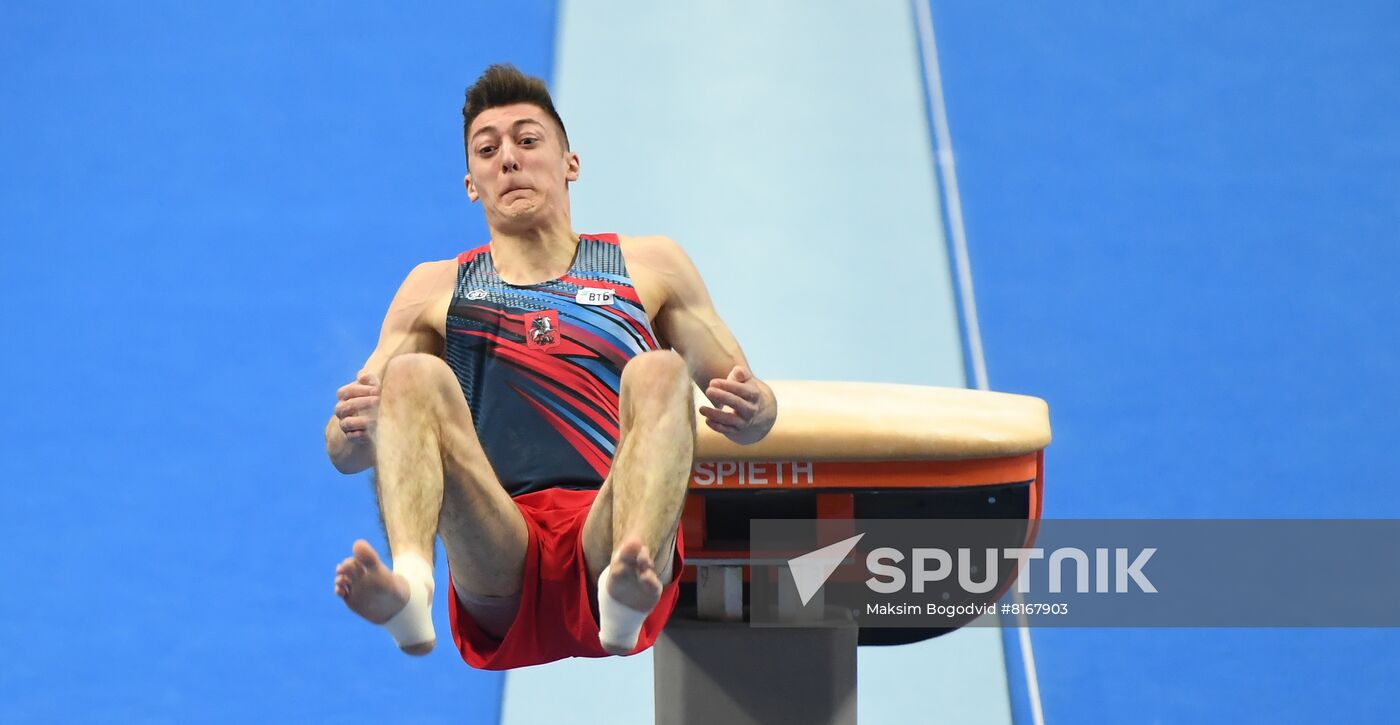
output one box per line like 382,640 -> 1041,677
477,144 -> 495,156
519,136 -> 539,147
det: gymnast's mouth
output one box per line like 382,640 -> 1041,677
502,184 -> 534,196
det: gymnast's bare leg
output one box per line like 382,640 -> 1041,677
333,352 -> 528,655
581,349 -> 696,654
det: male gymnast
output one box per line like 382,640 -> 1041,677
325,64 -> 777,668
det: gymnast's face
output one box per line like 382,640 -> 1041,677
464,103 -> 579,232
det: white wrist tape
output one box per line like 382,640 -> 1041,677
383,555 -> 435,649
597,567 -> 652,654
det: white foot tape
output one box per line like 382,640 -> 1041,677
597,566 -> 653,654
383,556 -> 434,649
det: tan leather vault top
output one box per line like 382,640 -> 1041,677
692,380 -> 1051,462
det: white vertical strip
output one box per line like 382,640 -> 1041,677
516,2 -> 1014,723
912,2 -> 1045,725
1016,621 -> 1046,725
913,0 -> 989,393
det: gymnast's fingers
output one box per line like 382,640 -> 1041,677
338,382 -> 378,401
699,405 -> 745,428
704,387 -> 755,420
705,418 -> 741,436
708,377 -> 761,404
340,415 -> 374,437
336,395 -> 379,418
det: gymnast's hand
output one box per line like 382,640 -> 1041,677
335,371 -> 380,442
700,365 -> 777,445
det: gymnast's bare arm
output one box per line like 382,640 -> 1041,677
620,234 -> 777,444
325,260 -> 456,474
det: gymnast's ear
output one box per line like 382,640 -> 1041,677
464,174 -> 479,203
564,151 -> 579,183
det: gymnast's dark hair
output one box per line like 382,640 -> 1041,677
461,64 -> 569,161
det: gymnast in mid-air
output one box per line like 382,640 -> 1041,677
325,63 -> 777,668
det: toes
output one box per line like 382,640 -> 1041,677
614,537 -> 644,560
611,541 -> 655,573
336,559 -> 368,581
335,541 -> 383,601
352,540 -> 383,569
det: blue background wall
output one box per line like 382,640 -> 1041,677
1,3 -> 557,722
932,2 -> 1400,722
3,1 -> 1398,723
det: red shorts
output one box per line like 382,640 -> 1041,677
446,487 -> 685,670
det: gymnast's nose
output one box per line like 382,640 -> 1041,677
499,143 -> 521,173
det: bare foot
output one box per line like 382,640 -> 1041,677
334,539 -> 435,656
599,537 -> 663,655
